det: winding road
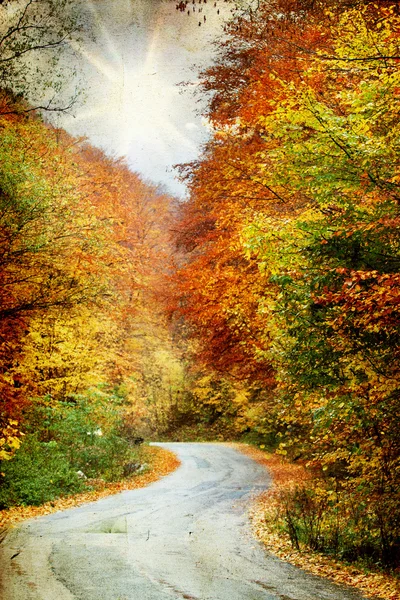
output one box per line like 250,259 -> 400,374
0,443 -> 368,600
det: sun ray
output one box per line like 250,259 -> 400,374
61,102 -> 113,124
82,0 -> 123,64
53,0 -> 227,195
142,9 -> 165,74
69,39 -> 122,82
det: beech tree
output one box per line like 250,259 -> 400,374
0,101 -> 182,464
172,0 -> 400,565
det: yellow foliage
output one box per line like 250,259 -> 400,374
0,420 -> 22,461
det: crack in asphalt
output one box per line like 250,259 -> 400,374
158,578 -> 201,600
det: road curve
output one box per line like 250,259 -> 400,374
0,443 -> 368,600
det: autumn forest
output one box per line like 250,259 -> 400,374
0,0 -> 399,584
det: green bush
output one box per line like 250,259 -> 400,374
0,391 -> 142,508
0,434 -> 83,508
24,394 -> 135,481
39,401 -> 131,481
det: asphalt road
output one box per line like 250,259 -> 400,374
0,443 -> 368,600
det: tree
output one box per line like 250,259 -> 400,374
0,0 -> 86,114
172,0 -> 400,565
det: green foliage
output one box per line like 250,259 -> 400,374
25,393 -> 134,479
0,434 -> 83,508
0,391 -> 141,508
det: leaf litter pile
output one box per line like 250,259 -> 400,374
235,444 -> 399,600
0,445 -> 180,529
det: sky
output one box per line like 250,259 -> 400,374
53,0 -> 232,198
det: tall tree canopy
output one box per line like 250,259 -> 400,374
172,0 -> 400,566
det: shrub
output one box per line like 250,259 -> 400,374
24,394 -> 136,481
0,391 -> 142,508
0,434 -> 83,508
278,476 -> 400,568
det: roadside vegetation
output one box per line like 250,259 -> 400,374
0,0 -> 183,515
0,101 -> 182,511
238,445 -> 400,600
1,390 -> 145,509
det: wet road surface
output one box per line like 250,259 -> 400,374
0,443 -> 368,600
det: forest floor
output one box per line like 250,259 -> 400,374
0,445 -> 180,530
235,444 -> 400,600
